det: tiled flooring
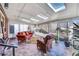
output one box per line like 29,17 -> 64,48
5,43 -> 76,56
0,44 -> 41,56
0,39 -> 77,56
0,39 -> 42,56
14,43 -> 41,56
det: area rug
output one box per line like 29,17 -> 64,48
26,37 -> 37,44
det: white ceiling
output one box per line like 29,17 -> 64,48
1,3 -> 79,24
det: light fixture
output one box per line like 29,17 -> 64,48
37,14 -> 48,20
30,18 -> 39,22
21,18 -> 31,23
47,3 -> 65,12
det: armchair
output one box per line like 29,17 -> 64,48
37,35 -> 53,55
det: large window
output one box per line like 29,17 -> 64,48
9,24 -> 29,35
14,24 -> 19,34
9,24 -> 19,35
20,24 -> 28,32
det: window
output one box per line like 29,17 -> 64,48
9,24 -> 29,35
9,24 -> 19,34
20,24 -> 28,32
48,3 -> 65,12
10,25 -> 14,34
14,24 -> 19,34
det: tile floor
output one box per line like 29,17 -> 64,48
0,39 -> 77,56
4,43 -> 76,56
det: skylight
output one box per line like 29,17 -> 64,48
37,14 -> 48,20
47,3 -> 65,12
30,18 -> 39,22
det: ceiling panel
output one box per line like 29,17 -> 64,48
57,3 -> 78,19
22,3 -> 52,18
38,3 -> 78,24
1,3 -> 79,24
77,4 -> 79,16
19,3 -> 53,23
37,3 -> 54,16
22,4 -> 42,16
1,3 -> 25,20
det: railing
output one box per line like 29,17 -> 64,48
0,43 -> 18,56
